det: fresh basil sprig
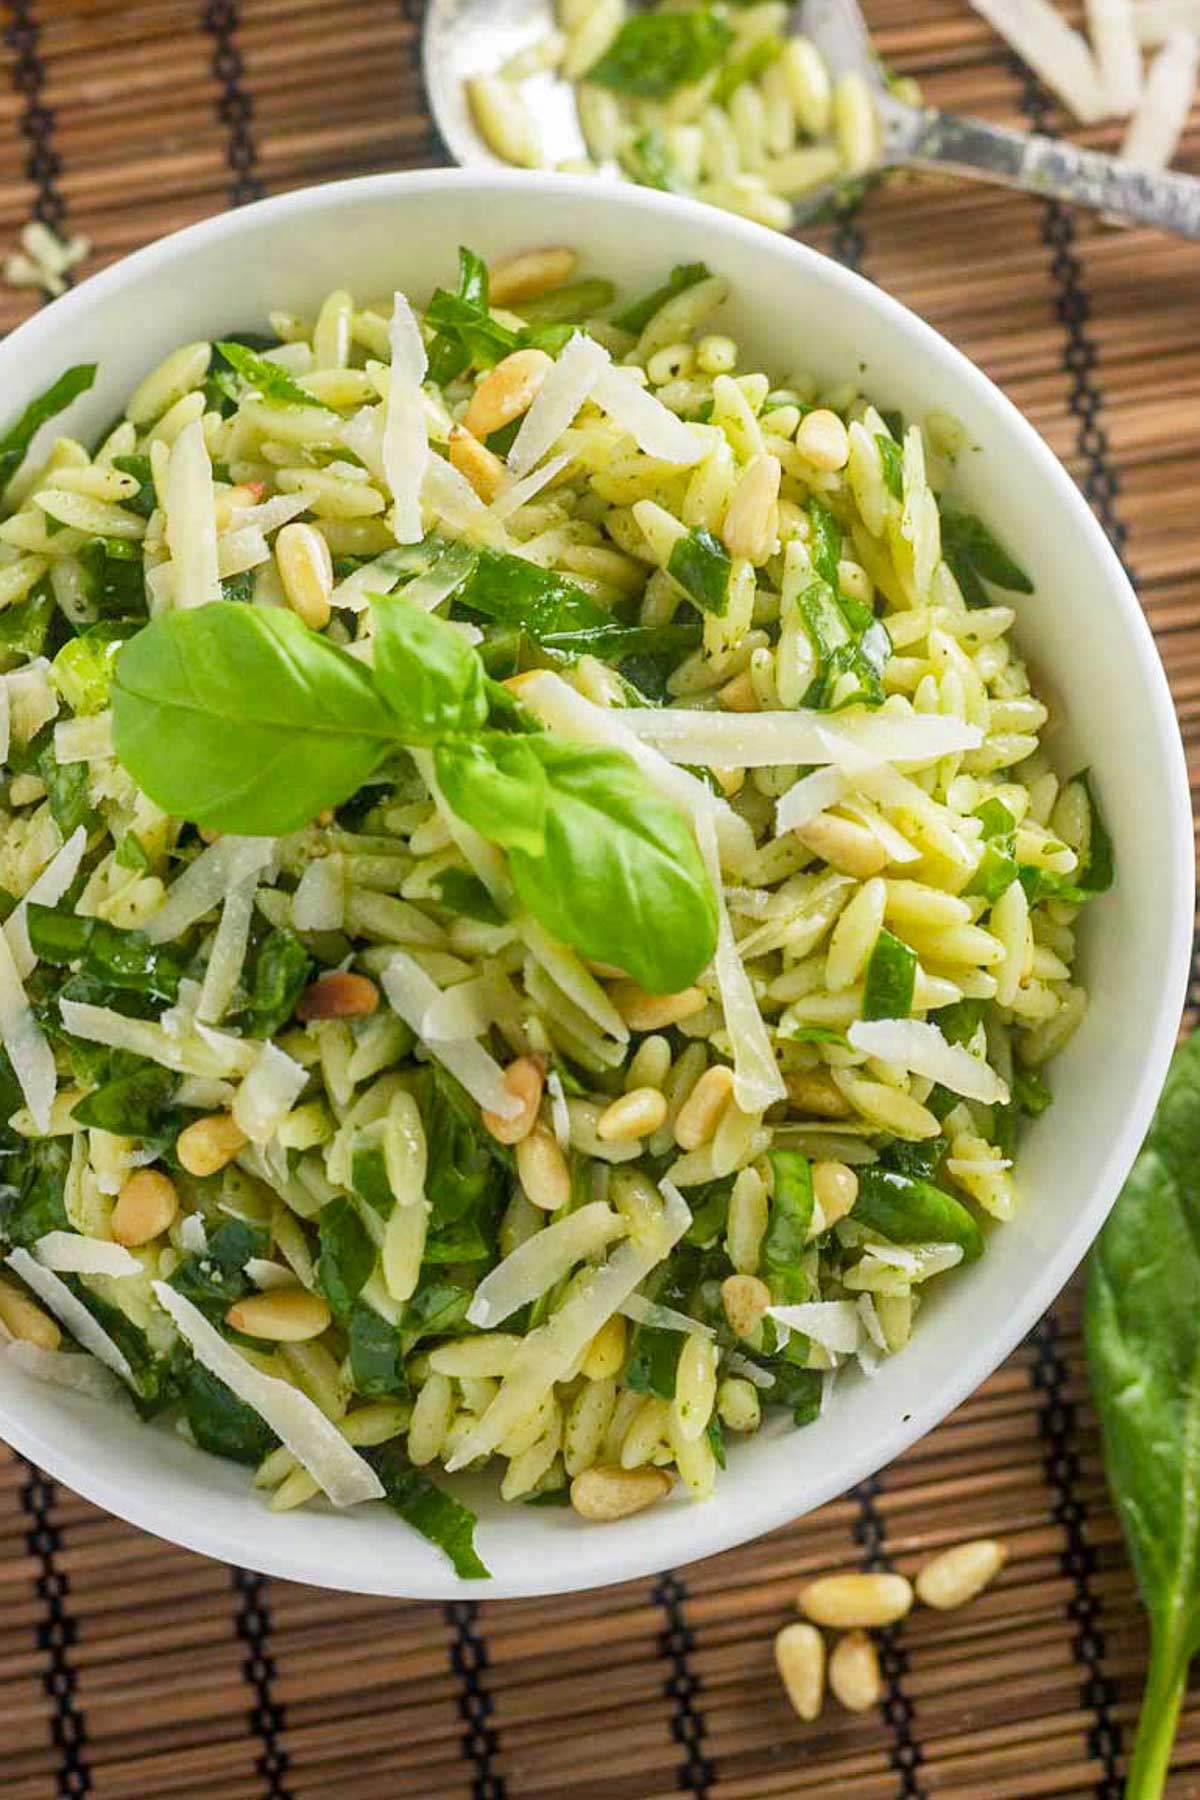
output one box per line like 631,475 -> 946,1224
1085,1031 -> 1200,1798
111,599 -> 718,992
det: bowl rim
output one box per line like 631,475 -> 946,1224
0,166 -> 1191,1599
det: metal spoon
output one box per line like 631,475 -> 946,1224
422,0 -> 1200,239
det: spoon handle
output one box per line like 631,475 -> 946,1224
886,103 -> 1200,239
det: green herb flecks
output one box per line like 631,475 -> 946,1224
214,341 -> 334,412
586,9 -> 735,98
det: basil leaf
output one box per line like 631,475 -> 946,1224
668,526 -> 731,614
0,364 -> 97,493
112,603 -> 401,835
1084,1031 -> 1200,1793
586,9 -> 735,97
939,501 -> 1033,606
1018,772 -> 1114,905
937,997 -> 985,1048
364,1441 -> 489,1579
400,1278 -> 473,1353
214,341 -> 333,411
427,867 -> 504,925
613,262 -> 711,336
348,1303 -> 408,1398
806,497 -> 842,589
185,1361 -> 278,1465
797,574 -> 889,710
433,733 -> 548,857
862,928 -> 917,1021
757,1356 -> 823,1426
854,1167 -> 985,1262
762,1150 -> 814,1302
507,734 -> 718,994
314,1197 -> 375,1322
1013,1069 -> 1052,1117
26,905 -> 185,1003
426,248 -> 519,385
456,549 -> 608,634
876,434 -> 903,500
778,1022 -> 850,1049
370,597 -> 489,742
882,1135 -> 947,1182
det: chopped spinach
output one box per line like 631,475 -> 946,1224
348,1302 -> 408,1398
315,1198 -> 376,1321
939,501 -> 1033,608
667,526 -> 731,615
612,262 -> 711,337
862,928 -> 917,1021
762,1150 -> 814,1302
365,1441 -> 489,1579
586,10 -> 735,99
184,1360 -> 279,1464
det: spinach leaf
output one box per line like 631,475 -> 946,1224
1019,772 -> 1114,905
806,497 -> 842,589
613,262 -> 711,336
668,526 -> 731,614
586,10 -> 735,98
862,928 -> 916,1021
881,1135 -> 947,1181
400,1278 -> 473,1352
420,1065 -> 509,1248
1084,1031 -> 1200,1797
456,549 -> 608,634
967,796 -> 1018,902
70,1061 -> 182,1147
937,996 -> 985,1047
112,602 -> 401,834
169,1219 -> 268,1321
1013,1069 -> 1052,1116
854,1167 -> 984,1261
426,247 -> 519,386
759,1357 -> 823,1426
314,1198 -> 375,1322
876,434 -> 903,500
52,623 -> 134,716
348,1303 -> 408,1397
184,1361 -> 278,1464
68,1282 -> 185,1414
939,501 -> 1033,608
762,1150 -> 814,1302
625,1317 -> 684,1399
214,341 -> 333,411
370,597 -> 489,742
0,365 -> 97,493
426,867 -> 504,925
240,929 -> 312,1038
0,1137 -> 71,1246
27,905 -> 185,1003
111,453 -> 156,517
797,572 -> 890,710
78,536 -> 146,620
364,1441 -> 489,1579
36,748 -> 98,837
0,587 -> 54,659
684,1175 -> 732,1247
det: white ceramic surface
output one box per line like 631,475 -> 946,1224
0,172 -> 1190,1600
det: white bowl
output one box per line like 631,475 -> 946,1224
0,171 -> 1190,1599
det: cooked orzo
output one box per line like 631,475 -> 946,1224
0,245 -> 1109,1575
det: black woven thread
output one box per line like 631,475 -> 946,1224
651,1568 -> 714,1798
231,1567 -> 292,1800
201,0 -> 264,207
19,1461 -> 91,1797
445,1600 -> 507,1800
1029,1315 -> 1123,1797
853,1475 -> 926,1799
1013,66 -> 1133,578
5,0 -> 76,305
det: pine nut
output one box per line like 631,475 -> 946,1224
276,521 -> 334,630
674,1064 -> 735,1151
785,1069 -> 853,1118
225,1288 -> 332,1342
915,1538 -> 1008,1610
812,1160 -> 858,1228
721,1272 -> 771,1341
580,1312 -> 627,1381
482,1056 -> 545,1144
488,247 -> 577,306
829,1630 -> 881,1712
795,408 -> 850,472
798,1572 -> 914,1629
176,1112 -> 248,1176
796,812 -> 887,878
0,1274 -> 60,1350
464,347 -> 554,438
516,1122 -> 571,1211
448,425 -> 508,502
570,1464 -> 673,1521
718,669 -> 758,712
296,971 -> 379,1021
774,1622 -> 825,1722
111,1169 -> 178,1247
611,982 -> 708,1031
596,1087 -> 668,1143
722,452 -> 781,565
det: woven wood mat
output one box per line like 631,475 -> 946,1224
0,2 -> 1198,1795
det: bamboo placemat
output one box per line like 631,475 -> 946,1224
0,2 -> 1197,1794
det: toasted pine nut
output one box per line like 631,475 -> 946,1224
774,1622 -> 825,1722
915,1539 -> 1008,1610
482,1056 -> 544,1144
0,1274 -> 60,1350
570,1463 -> 673,1521
829,1630 -> 881,1713
798,1572 -> 914,1630
176,1113 -> 248,1177
611,982 -> 708,1032
516,1122 -> 571,1211
464,348 -> 554,439
581,1312 -> 627,1381
674,1064 -> 735,1151
488,247 -> 577,306
796,811 -> 888,879
718,669 -> 758,713
812,1160 -> 858,1228
596,1087 -> 668,1143
722,452 -> 781,564
296,971 -> 379,1021
226,1288 -> 332,1342
111,1169 -> 178,1247
276,521 -> 334,630
448,424 -> 508,502
795,408 -> 850,472
785,1069 -> 852,1119
721,1272 -> 771,1341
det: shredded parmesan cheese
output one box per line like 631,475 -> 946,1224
696,801 -> 787,1114
196,877 -> 257,1025
593,364 -> 705,465
381,951 -> 519,1118
144,836 -> 274,945
232,1042 -> 309,1143
7,1248 -> 134,1380
508,333 -> 610,476
5,824 -> 87,978
620,1292 -> 716,1336
1117,28 -> 1199,169
165,418 -> 221,609
489,450 -> 573,521
33,1232 -> 141,1278
60,999 -> 256,1079
767,1299 -> 861,1356
616,706 -> 982,768
467,1202 -> 627,1327
775,766 -> 849,836
0,924 -> 55,1132
848,1018 -> 1010,1104
2,1337 -> 119,1399
383,291 -> 429,544
969,0 -> 1110,120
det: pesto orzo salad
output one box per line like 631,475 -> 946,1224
0,246 -> 1110,1577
